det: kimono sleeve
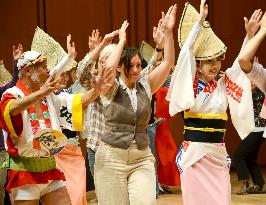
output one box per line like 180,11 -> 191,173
51,92 -> 85,131
0,92 -> 23,138
166,23 -> 202,116
224,41 -> 255,139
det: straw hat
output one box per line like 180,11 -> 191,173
140,41 -> 154,63
31,27 -> 77,72
178,2 -> 227,60
0,62 -> 12,86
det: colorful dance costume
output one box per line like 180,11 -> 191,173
167,3 -> 254,205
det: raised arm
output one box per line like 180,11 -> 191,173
152,19 -> 165,62
197,0 -> 208,25
87,29 -> 119,61
10,44 -> 23,85
77,30 -> 119,90
88,29 -> 102,53
140,19 -> 165,76
105,20 -> 129,70
81,66 -> 115,108
148,4 -> 177,94
50,34 -> 77,79
0,44 -> 23,97
10,35 -> 76,116
181,0 -> 208,51
228,9 -> 262,69
239,11 -> 266,73
9,73 -> 63,116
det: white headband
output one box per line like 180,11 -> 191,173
17,51 -> 43,70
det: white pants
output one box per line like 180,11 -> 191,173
95,141 -> 156,205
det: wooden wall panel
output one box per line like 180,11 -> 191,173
44,0 -> 115,61
0,0 -> 42,71
212,0 -> 266,69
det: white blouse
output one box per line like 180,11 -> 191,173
101,74 -> 152,112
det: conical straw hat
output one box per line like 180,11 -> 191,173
31,27 -> 77,72
0,62 -> 12,86
178,2 -> 227,60
140,41 -> 154,63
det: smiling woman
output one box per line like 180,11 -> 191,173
166,1 -> 256,204
94,5 -> 177,205
117,47 -> 142,88
196,58 -> 222,83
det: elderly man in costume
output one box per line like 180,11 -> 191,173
30,26 -> 119,205
31,27 -> 87,205
0,34 -> 113,205
167,1 -> 256,204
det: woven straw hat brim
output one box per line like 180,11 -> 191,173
31,27 -> 77,72
140,41 -> 154,63
178,2 -> 227,60
0,63 -> 12,86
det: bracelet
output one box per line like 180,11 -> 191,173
155,47 -> 164,52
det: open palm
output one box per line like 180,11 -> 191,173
162,5 -> 177,32
13,44 -> 23,61
245,9 -> 263,37
67,34 -> 77,59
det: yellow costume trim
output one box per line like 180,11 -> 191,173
25,56 -> 47,67
4,99 -> 19,138
72,93 -> 83,131
184,126 -> 226,133
184,112 -> 228,121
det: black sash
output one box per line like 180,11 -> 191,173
183,117 -> 226,143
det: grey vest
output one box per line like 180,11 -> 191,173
101,82 -> 151,150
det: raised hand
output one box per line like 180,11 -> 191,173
88,29 -> 102,52
153,19 -> 164,48
101,30 -> 120,46
40,72 -> 65,96
13,44 -> 23,61
253,56 -> 259,64
119,20 -> 129,43
91,65 -> 116,92
198,0 -> 208,24
67,34 -> 77,59
161,4 -> 177,32
245,9 -> 263,38
259,11 -> 266,30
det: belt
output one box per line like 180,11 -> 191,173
182,111 -> 227,143
184,128 -> 225,143
2,155 -> 56,172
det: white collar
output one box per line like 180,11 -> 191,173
119,77 -> 136,91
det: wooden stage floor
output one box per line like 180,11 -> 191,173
87,168 -> 266,205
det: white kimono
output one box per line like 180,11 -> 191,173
1,56 -> 85,158
166,23 -> 255,173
